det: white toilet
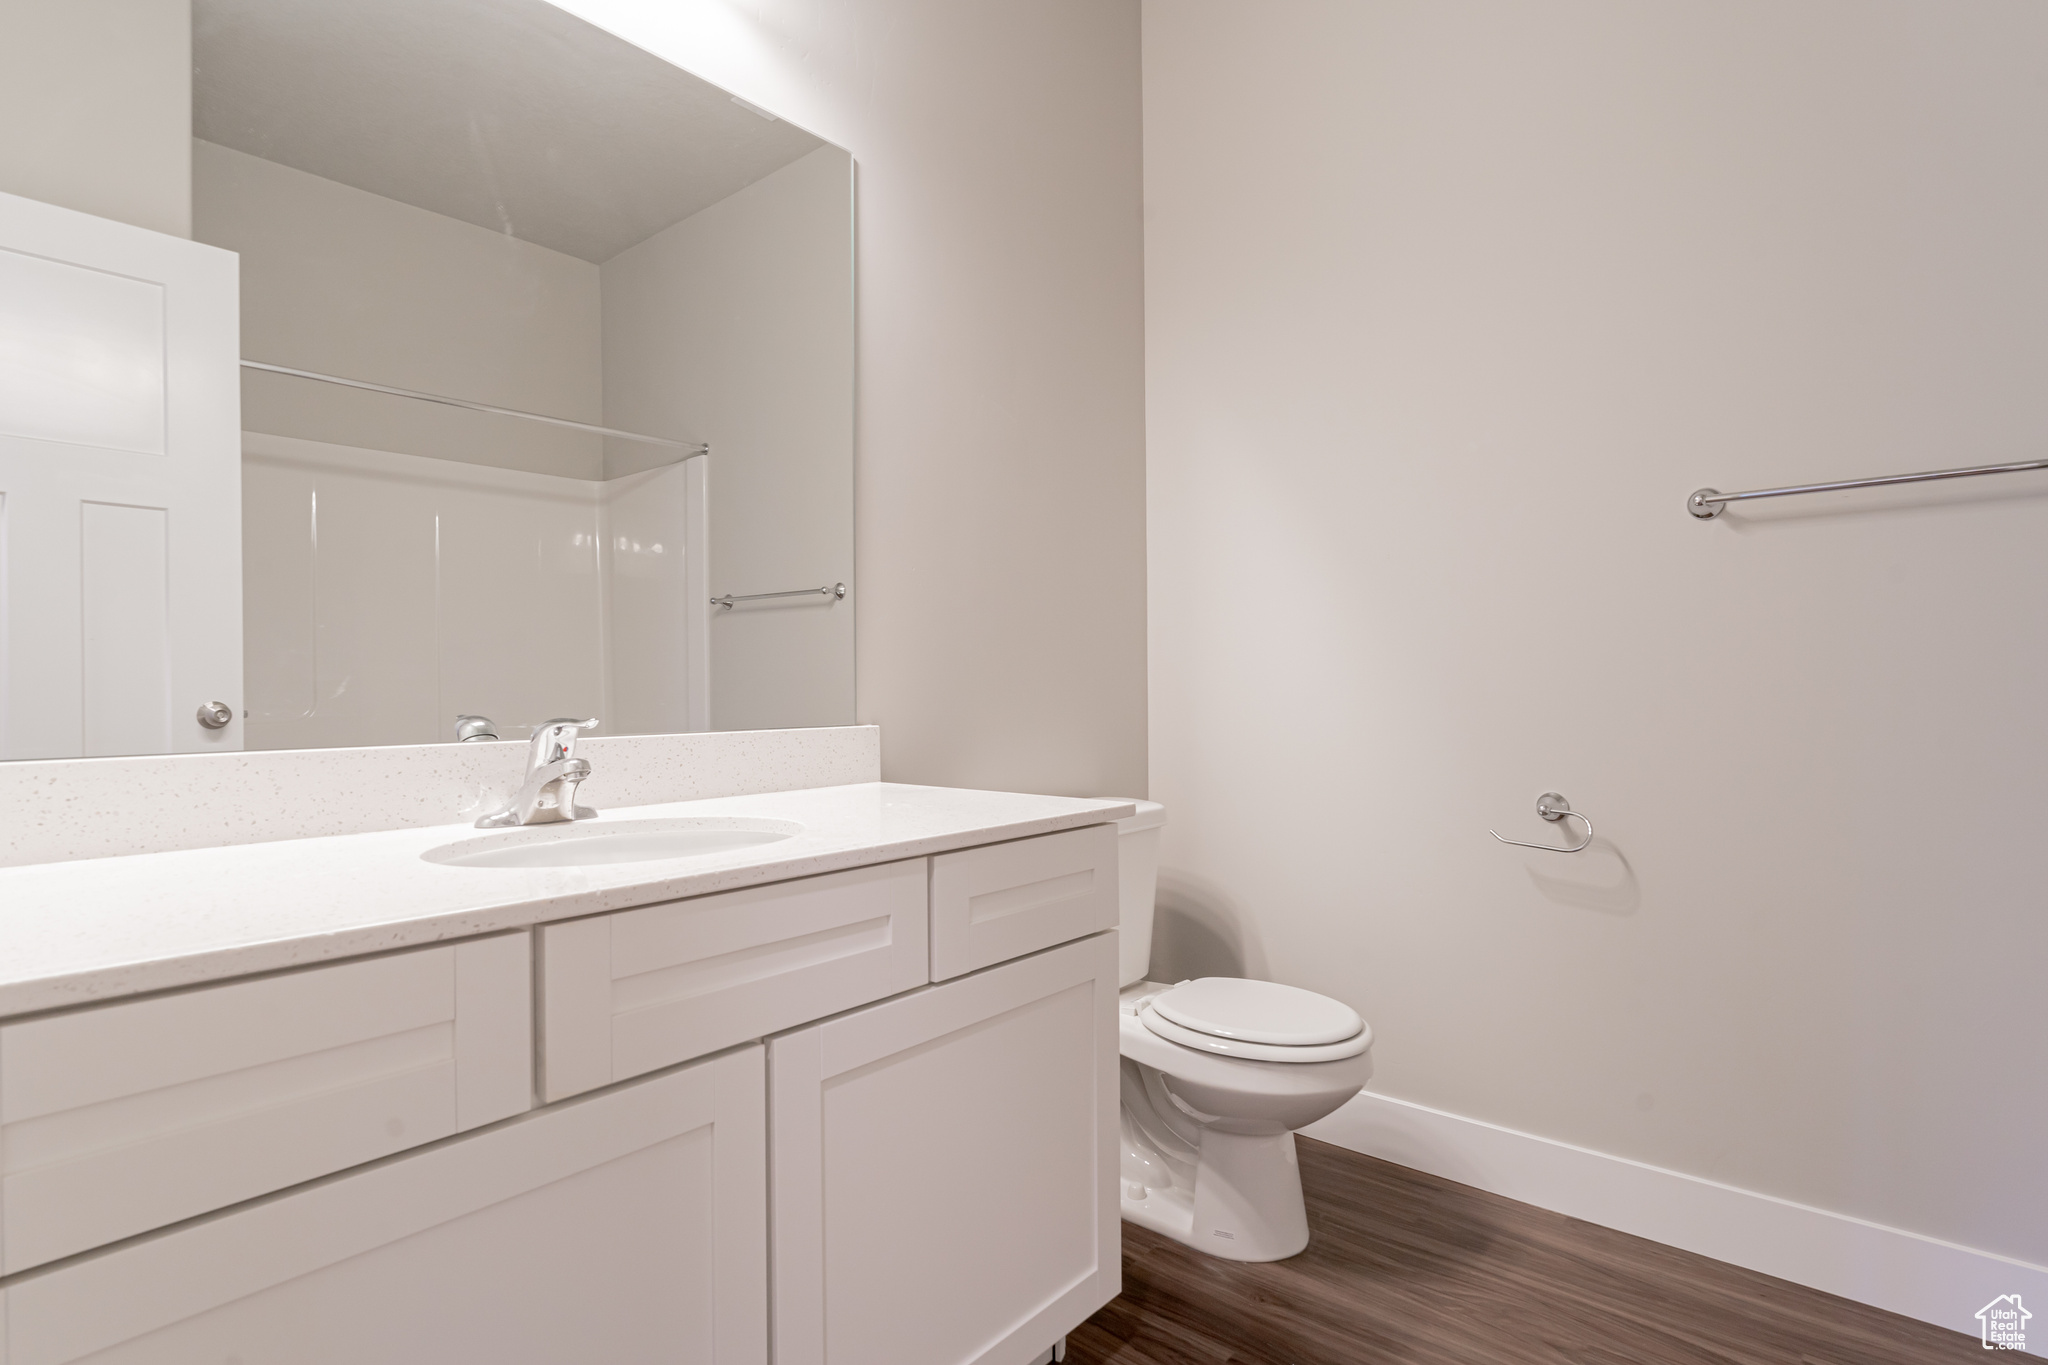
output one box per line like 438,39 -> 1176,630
1112,801 -> 1373,1262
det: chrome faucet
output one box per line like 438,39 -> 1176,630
475,718 -> 600,828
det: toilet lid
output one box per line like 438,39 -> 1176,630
1139,1002 -> 1372,1063
1149,977 -> 1364,1046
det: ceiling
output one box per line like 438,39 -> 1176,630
193,0 -> 829,264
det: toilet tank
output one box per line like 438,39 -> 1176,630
1112,800 -> 1167,986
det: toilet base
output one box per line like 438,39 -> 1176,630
1120,1129 -> 1309,1262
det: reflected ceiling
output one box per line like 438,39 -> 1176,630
194,0 -> 826,262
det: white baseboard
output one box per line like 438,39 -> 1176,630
1303,1090 -> 2047,1356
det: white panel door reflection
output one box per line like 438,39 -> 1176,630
0,245 -> 165,456
0,189 -> 242,760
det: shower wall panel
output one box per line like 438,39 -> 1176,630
242,432 -> 612,750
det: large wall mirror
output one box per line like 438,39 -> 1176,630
0,0 -> 853,761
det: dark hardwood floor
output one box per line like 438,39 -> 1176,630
1073,1137 -> 1984,1365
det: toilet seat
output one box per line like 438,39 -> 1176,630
1150,977 -> 1363,1044
1139,978 -> 1370,1063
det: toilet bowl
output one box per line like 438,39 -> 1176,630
1109,801 -> 1372,1262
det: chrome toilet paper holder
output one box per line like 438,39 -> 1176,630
1489,792 -> 1594,854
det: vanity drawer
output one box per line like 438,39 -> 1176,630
929,824 -> 1119,980
539,859 -> 928,1102
0,934 -> 533,1274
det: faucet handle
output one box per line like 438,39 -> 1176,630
529,717 -> 600,768
454,714 -> 499,742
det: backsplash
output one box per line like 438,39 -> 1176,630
0,725 -> 879,867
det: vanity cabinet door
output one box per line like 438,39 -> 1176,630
0,1046 -> 768,1365
541,859 -> 928,1102
928,824 -> 1118,980
769,932 -> 1119,1365
0,934 -> 531,1274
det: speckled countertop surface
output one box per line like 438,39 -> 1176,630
0,783 -> 1134,1017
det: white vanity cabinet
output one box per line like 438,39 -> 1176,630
0,933 -> 533,1274
769,931 -> 1120,1365
928,823 -> 1118,980
540,859 -> 929,1103
0,1046 -> 767,1365
0,820 -> 1121,1365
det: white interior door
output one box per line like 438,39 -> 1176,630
769,932 -> 1120,1365
0,188 -> 242,759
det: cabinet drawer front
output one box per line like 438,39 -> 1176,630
540,859 -> 928,1102
0,935 -> 532,1274
929,824 -> 1118,980
0,1048 -> 765,1365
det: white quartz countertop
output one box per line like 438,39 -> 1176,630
0,783 -> 1135,1017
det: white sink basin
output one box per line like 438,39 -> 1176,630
423,817 -> 803,869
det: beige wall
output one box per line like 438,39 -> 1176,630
1144,0 -> 2048,1265
0,0 -> 192,237
557,0 -> 1149,797
603,147 -> 854,731
193,140 -> 605,478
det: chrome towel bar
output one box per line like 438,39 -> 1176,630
712,582 -> 846,610
1689,456 -> 2048,518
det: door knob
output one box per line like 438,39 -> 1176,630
196,700 -> 233,729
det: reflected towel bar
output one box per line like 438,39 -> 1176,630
1689,457 -> 2048,518
241,360 -> 708,452
712,582 -> 846,610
